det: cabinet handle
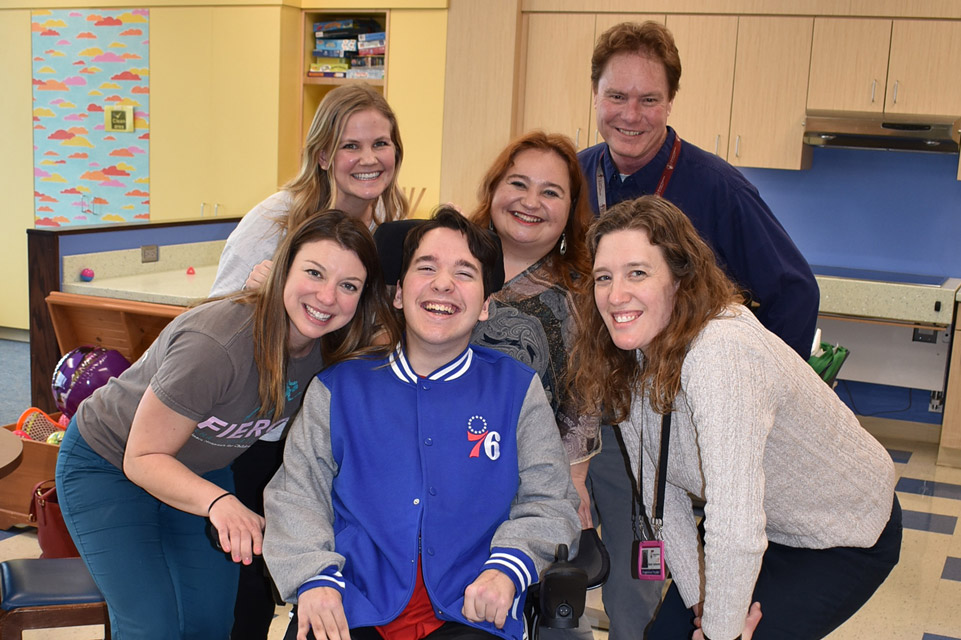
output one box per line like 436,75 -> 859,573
575,128 -> 581,148
214,203 -> 221,217
735,135 -> 741,158
892,81 -> 899,105
714,134 -> 720,156
871,79 -> 877,103
200,202 -> 207,217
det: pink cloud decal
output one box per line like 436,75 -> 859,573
64,113 -> 88,121
126,146 -> 146,155
99,179 -> 125,187
64,76 -> 87,86
92,52 -> 125,63
34,168 -> 50,177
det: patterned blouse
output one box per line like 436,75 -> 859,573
471,256 -> 600,463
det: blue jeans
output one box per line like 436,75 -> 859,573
56,422 -> 239,639
586,423 -> 663,640
648,495 -> 902,639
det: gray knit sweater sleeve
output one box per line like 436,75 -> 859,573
210,191 -> 290,297
263,377 -> 341,602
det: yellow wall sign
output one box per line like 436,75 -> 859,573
104,105 -> 135,133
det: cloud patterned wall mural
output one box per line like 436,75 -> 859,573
32,9 -> 150,227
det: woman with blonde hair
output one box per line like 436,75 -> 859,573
210,83 -> 407,637
571,195 -> 900,640
211,82 -> 408,297
469,131 -> 598,530
57,211 -> 401,639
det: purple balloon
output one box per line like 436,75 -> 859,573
52,346 -> 132,418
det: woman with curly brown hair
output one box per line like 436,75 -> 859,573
571,195 -> 900,640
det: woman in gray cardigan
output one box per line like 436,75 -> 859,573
570,195 -> 901,640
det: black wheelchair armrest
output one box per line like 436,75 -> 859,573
528,528 -> 611,633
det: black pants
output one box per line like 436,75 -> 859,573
648,495 -> 902,639
230,439 -> 287,640
285,610 -> 502,640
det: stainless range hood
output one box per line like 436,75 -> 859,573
803,114 -> 961,152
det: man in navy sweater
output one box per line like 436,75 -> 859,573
576,20 -> 820,640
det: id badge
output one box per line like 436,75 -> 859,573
631,539 -> 665,580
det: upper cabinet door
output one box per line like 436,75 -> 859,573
886,20 -> 961,118
807,17 -> 891,115
666,14 -> 737,159
520,13 -> 596,148
728,16 -> 813,170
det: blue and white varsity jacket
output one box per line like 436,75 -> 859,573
264,344 -> 580,640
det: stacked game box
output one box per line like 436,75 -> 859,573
310,18 -> 387,80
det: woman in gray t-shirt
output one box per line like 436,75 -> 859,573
56,210 -> 400,639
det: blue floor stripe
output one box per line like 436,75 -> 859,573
897,477 -> 961,501
888,448 -> 912,464
902,509 -> 957,535
943,557 -> 961,582
923,634 -> 961,640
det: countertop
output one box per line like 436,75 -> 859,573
813,266 -> 961,326
60,240 -> 225,307
62,265 -> 219,306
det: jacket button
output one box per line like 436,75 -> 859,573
429,487 -> 437,496
413,498 -> 420,505
424,437 -> 433,446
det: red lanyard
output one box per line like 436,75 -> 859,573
595,135 -> 682,214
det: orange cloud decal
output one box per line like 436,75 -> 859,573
103,166 -> 131,177
35,217 -> 61,227
37,79 -> 68,91
77,32 -> 96,39
111,71 -> 141,81
37,206 -> 54,213
87,103 -> 104,112
61,188 -> 83,194
92,197 -> 109,205
125,189 -> 149,197
110,148 -> 134,157
132,86 -> 149,94
95,17 -> 122,27
80,170 -> 107,181
120,28 -> 142,36
68,152 -> 88,159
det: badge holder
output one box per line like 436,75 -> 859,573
630,411 -> 671,581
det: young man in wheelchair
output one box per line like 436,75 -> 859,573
264,208 -> 581,640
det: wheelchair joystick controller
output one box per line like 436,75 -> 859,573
539,543 -> 588,629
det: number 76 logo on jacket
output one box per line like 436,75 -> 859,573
467,415 -> 501,461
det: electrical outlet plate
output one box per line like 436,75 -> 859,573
930,390 -> 944,413
141,244 -> 159,263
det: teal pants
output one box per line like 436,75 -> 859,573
56,422 -> 239,639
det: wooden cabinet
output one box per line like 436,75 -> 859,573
150,6 -> 297,221
665,14 -> 737,159
887,20 -> 961,119
808,18 -> 891,115
809,18 -> 961,120
728,16 -> 813,170
940,318 -> 961,468
519,13 -> 595,149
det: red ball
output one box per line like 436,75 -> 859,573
12,429 -> 31,440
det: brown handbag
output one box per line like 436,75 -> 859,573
28,479 -> 80,558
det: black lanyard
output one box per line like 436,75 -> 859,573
595,135 -> 682,214
634,411 -> 672,541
